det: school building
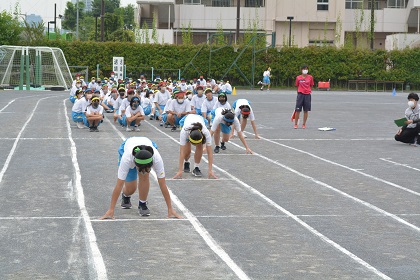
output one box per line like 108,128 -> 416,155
135,0 -> 420,50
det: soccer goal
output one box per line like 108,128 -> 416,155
0,45 -> 73,90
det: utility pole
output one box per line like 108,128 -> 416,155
236,0 -> 240,44
76,0 -> 79,39
100,0 -> 105,41
370,0 -> 375,50
287,16 -> 294,47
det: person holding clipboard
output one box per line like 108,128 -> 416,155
395,93 -> 420,145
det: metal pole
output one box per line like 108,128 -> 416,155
287,16 -> 294,47
25,47 -> 30,90
76,0 -> 79,39
151,67 -> 154,81
19,47 -> 24,90
236,0 -> 240,43
370,0 -> 375,50
100,0 -> 105,41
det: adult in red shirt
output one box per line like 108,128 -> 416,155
294,65 -> 314,129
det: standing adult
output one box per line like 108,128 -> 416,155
294,64 -> 314,129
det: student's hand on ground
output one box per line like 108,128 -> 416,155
208,171 -> 218,179
245,148 -> 253,154
173,171 -> 183,179
168,208 -> 182,219
100,210 -> 115,220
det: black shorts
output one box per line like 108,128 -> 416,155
295,93 -> 311,112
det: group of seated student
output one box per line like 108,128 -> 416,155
69,74 -> 259,153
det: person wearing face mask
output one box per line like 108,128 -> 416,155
201,88 -> 217,126
69,79 -> 83,103
395,93 -> 420,145
71,90 -> 87,129
85,96 -> 104,132
100,137 -> 182,219
190,85 -> 205,115
210,108 -> 253,154
260,67 -> 271,91
118,89 -> 135,127
166,92 -> 191,132
213,92 -> 231,111
293,64 -> 314,129
124,97 -> 144,132
153,84 -> 172,125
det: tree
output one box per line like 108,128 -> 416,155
62,1 -> 85,31
20,21 -> 46,45
92,0 -> 120,16
0,11 -> 23,45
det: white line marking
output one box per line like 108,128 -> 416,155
266,138 -> 393,141
166,178 -> 234,181
248,133 -> 420,197
106,118 -> 251,280
91,218 -> 189,222
0,99 -> 16,112
63,99 -> 108,280
0,96 -> 53,186
228,139 -> 420,233
145,122 -> 392,280
380,158 -> 420,172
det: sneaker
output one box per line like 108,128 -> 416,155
159,121 -> 164,126
192,167 -> 202,177
302,124 -> 306,129
260,87 -> 263,91
76,122 -> 85,129
165,123 -> 171,128
257,81 -> 262,85
126,126 -> 132,132
221,142 -> 226,150
293,124 -> 298,129
89,127 -> 95,132
134,125 -> 140,132
121,193 -> 132,209
267,89 -> 270,91
214,146 -> 220,153
149,115 -> 154,120
106,109 -> 114,113
171,126 -> 177,132
242,132 -> 248,138
138,201 -> 150,216
94,126 -> 99,132
183,162 -> 190,173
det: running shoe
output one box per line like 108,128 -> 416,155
183,162 -> 190,173
138,201 -> 150,216
192,167 -> 202,177
121,193 -> 132,209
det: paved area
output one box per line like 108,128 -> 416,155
0,89 -> 419,280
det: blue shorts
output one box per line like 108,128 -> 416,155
263,76 -> 270,84
195,108 -> 202,115
72,111 -> 84,123
220,123 -> 231,134
69,96 -> 77,103
143,105 -> 151,116
295,93 -> 311,112
155,105 -> 165,117
118,139 -> 158,182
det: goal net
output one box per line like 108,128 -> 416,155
0,46 -> 73,90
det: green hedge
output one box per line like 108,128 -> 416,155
43,41 -> 420,88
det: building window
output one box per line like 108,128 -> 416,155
245,0 -> 265,7
184,0 -> 201,4
387,0 -> 406,8
368,1 -> 380,9
317,0 -> 328,11
212,0 -> 231,6
345,0 -> 363,9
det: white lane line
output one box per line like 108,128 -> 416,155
63,99 -> 108,280
0,99 -> 16,112
380,158 -> 420,172
104,118 -> 251,280
144,122 -> 392,280
247,133 -> 420,197
266,138 -> 393,141
166,178 -> 234,181
228,139 -> 420,233
0,96 -> 53,186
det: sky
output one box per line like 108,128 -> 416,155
0,0 -> 137,28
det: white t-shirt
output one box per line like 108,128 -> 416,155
234,99 -> 255,121
141,97 -> 152,109
191,94 -> 205,110
213,101 -> 231,111
180,114 -> 212,146
72,97 -> 89,113
211,107 -> 241,132
263,70 -> 270,77
86,104 -> 104,115
154,90 -> 171,106
168,99 -> 191,114
118,137 -> 165,180
125,105 -> 144,117
119,99 -> 130,115
201,97 -> 217,113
